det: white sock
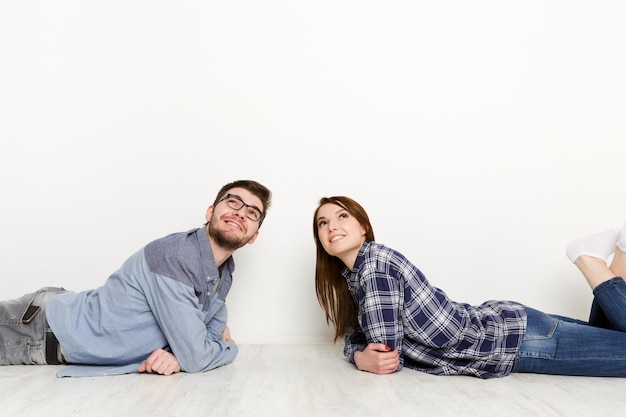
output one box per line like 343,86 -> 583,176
618,222 -> 626,252
566,228 -> 619,263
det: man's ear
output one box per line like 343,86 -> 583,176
247,230 -> 259,245
205,205 -> 214,223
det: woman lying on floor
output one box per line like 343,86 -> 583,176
313,195 -> 626,378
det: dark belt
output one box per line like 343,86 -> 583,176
45,331 -> 64,365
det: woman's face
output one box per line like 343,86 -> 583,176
316,202 -> 366,266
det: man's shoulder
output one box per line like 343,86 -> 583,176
144,228 -> 202,257
142,228 -> 206,281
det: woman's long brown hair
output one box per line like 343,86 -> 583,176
313,196 -> 375,341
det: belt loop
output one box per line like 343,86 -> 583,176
45,332 -> 62,365
37,287 -> 66,365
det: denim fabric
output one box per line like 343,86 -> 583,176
514,278 -> 626,377
0,287 -> 63,365
47,229 -> 237,377
589,277 -> 626,332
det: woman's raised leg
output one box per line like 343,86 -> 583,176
608,223 -> 626,279
566,224 -> 626,331
566,228 -> 619,289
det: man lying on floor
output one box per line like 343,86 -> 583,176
0,180 -> 271,377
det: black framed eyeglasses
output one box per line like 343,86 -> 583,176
218,194 -> 264,222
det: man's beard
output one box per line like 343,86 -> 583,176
207,215 -> 249,251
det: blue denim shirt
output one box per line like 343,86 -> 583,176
46,228 -> 237,377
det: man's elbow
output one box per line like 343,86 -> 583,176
180,344 -> 239,373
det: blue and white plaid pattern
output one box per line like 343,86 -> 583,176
342,241 -> 527,378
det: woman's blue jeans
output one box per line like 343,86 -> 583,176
514,277 -> 626,377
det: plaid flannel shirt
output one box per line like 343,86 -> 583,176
342,241 -> 527,378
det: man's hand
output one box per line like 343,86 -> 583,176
222,325 -> 235,343
353,343 -> 400,374
138,348 -> 181,376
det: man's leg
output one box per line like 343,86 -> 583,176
0,288 -> 60,365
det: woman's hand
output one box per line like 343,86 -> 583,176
138,348 -> 181,376
354,343 -> 400,374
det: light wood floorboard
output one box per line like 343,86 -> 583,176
1,344 -> 625,416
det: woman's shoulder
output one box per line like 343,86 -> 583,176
361,241 -> 414,271
365,241 -> 408,259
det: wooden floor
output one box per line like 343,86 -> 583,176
1,344 -> 625,416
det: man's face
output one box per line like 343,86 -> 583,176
205,187 -> 263,251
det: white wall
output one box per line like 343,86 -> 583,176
1,1 -> 625,344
